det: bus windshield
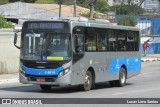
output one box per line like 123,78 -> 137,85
22,32 -> 71,61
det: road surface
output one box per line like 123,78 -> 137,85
0,61 -> 160,106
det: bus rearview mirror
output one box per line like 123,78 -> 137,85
14,33 -> 17,44
14,33 -> 20,49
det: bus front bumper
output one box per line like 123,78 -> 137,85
19,72 -> 72,87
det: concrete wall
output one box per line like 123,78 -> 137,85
0,29 -> 19,74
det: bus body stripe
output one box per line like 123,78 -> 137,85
22,66 -> 64,76
108,57 -> 141,74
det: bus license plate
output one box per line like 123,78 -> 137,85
36,78 -> 45,82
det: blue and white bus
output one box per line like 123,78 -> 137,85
14,17 -> 141,91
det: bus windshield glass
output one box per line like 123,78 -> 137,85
22,32 -> 71,61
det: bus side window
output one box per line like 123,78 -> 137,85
85,27 -> 96,51
127,31 -> 139,51
134,32 -> 139,51
108,30 -> 117,51
74,34 -> 84,53
73,27 -> 85,54
117,30 -> 127,51
97,29 -> 107,51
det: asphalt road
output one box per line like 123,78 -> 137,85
0,61 -> 160,106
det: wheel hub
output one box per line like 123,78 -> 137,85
121,72 -> 126,84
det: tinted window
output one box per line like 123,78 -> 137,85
85,28 -> 97,51
117,30 -> 127,51
108,30 -> 117,51
82,27 -> 139,52
126,31 -> 139,51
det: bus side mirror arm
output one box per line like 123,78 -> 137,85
14,32 -> 21,49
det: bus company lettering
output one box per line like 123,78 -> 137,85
127,99 -> 158,104
44,70 -> 55,75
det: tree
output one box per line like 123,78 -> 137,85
117,17 -> 137,26
0,15 -> 13,28
138,0 -> 146,7
0,0 -> 9,5
94,0 -> 109,13
109,4 -> 144,15
89,0 -> 97,18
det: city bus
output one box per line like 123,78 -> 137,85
14,17 -> 141,91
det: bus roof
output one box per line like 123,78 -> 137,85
23,17 -> 140,31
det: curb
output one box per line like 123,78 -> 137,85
0,78 -> 19,85
141,58 -> 158,62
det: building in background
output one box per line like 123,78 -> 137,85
115,14 -> 160,54
0,2 -> 66,24
141,0 -> 160,13
108,0 -> 140,6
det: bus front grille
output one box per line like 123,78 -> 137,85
27,76 -> 57,82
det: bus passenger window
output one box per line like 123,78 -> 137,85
73,26 -> 85,53
117,30 -> 127,51
85,28 -> 96,51
127,31 -> 138,51
134,32 -> 139,51
74,34 -> 84,53
97,29 -> 107,51
108,30 -> 117,51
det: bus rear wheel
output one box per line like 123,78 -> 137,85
82,71 -> 93,91
40,85 -> 52,91
116,67 -> 126,87
110,67 -> 126,87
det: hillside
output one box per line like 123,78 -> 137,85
0,0 -> 106,18
33,4 -> 90,17
35,0 -> 55,4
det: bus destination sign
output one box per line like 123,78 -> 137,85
27,22 -> 64,30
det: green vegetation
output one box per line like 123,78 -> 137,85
94,0 -> 109,13
0,15 -> 13,28
0,0 -> 9,5
77,0 -> 109,13
35,0 -> 55,4
109,4 -> 144,15
117,17 -> 137,26
79,12 -> 99,19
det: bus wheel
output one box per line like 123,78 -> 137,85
116,67 -> 126,87
82,71 -> 92,91
40,85 -> 52,91
109,81 -> 116,87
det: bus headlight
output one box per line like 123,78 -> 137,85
20,67 -> 25,74
64,67 -> 70,74
58,67 -> 70,78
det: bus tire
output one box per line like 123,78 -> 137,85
82,71 -> 92,91
40,85 -> 52,91
109,81 -> 116,87
115,67 -> 126,87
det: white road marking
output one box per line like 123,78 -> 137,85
111,88 -> 160,96
141,72 -> 153,75
86,87 -> 160,98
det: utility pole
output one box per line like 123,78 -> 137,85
58,0 -> 63,18
73,0 -> 76,17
